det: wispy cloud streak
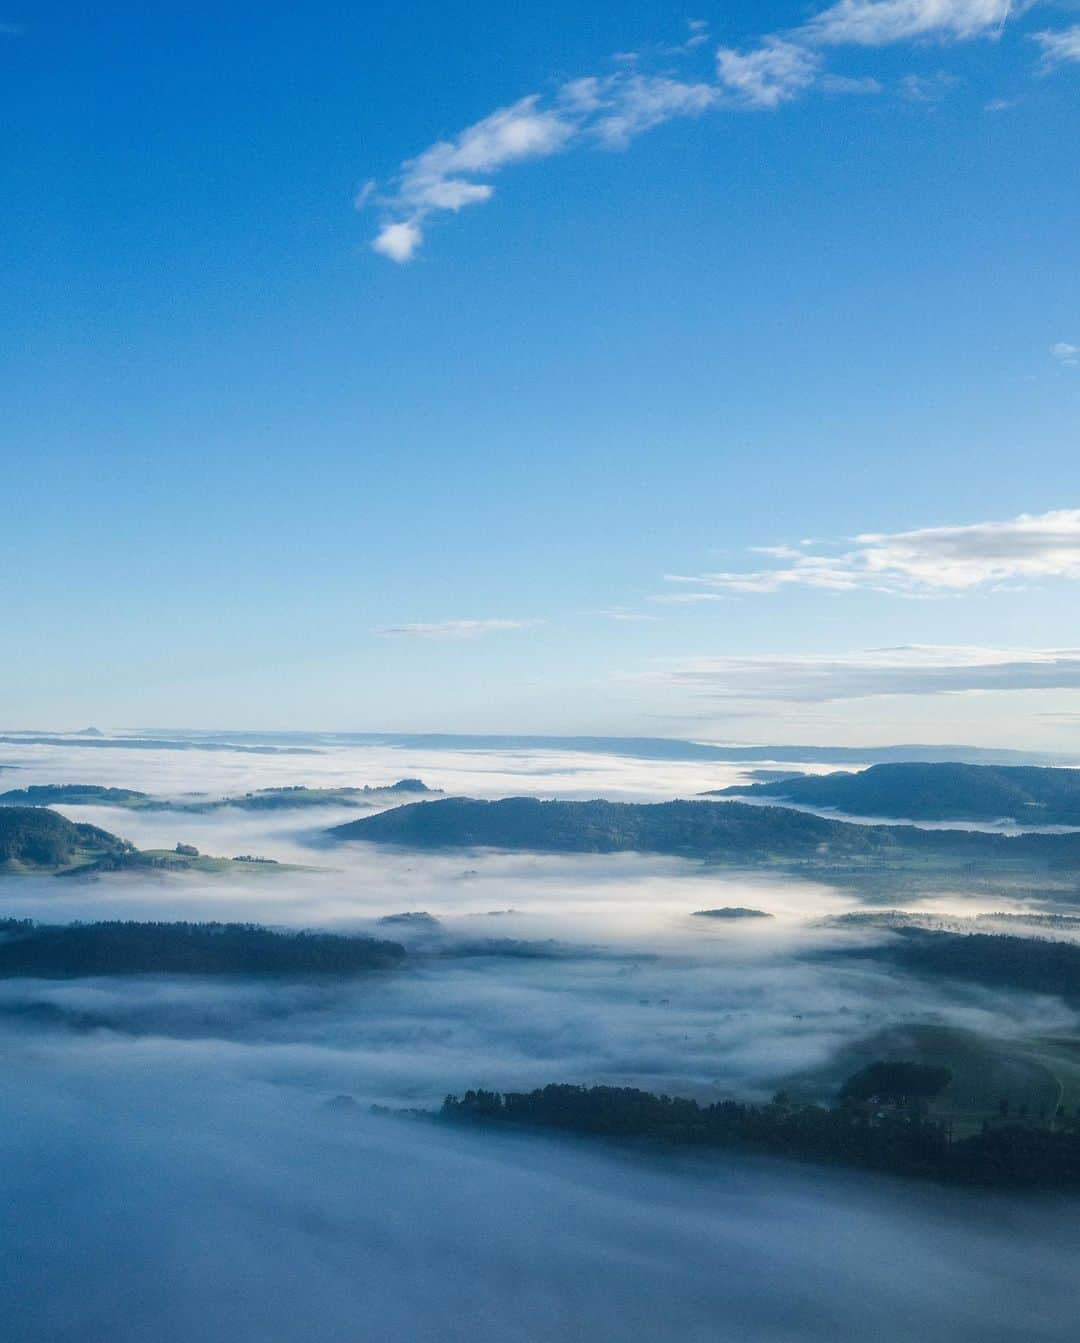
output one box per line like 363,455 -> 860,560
375,619 -> 541,640
647,644 -> 1080,702
663,509 -> 1080,597
1032,22 -> 1080,68
364,2 -> 1042,259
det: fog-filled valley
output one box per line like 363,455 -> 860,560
4,734 -> 1080,1339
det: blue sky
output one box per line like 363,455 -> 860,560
3,0 -> 1079,744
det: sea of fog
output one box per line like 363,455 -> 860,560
3,737 -> 1080,1340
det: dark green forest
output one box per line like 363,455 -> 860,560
0,920 -> 406,976
441,1080 -> 1080,1189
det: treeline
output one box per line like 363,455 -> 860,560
0,920 -> 406,977
0,784 -> 150,807
0,780 -> 436,814
441,1083 -> 1080,1189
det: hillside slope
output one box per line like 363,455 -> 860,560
0,807 -> 131,871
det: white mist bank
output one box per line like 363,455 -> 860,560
0,737 -> 840,805
3,1044 -> 1078,1343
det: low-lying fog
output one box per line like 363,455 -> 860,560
0,735 -> 786,802
3,739 -> 1080,1340
6,1046 -> 1079,1343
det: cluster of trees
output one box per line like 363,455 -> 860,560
0,919 -> 406,976
441,1076 -> 1080,1189
0,780 -> 436,815
840,1061 -> 953,1106
0,807 -> 130,870
330,796 -> 1080,871
716,762 -> 1080,825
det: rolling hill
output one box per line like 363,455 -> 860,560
0,807 -> 132,871
326,796 -> 1080,870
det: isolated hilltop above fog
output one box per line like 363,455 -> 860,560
0,780 -> 437,813
328,795 -> 1080,868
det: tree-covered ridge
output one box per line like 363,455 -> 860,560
712,762 -> 1080,824
0,784 -> 152,807
441,1081 -> 1080,1189
0,779 -> 437,812
328,796 -> 1080,869
0,920 -> 406,976
212,780 -> 437,811
0,807 -> 132,871
850,927 -> 1080,1001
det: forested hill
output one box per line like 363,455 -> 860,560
0,920 -> 406,976
0,780 -> 437,813
0,785 -> 151,807
327,796 -> 1080,867
0,807 -> 131,871
711,762 -> 1080,824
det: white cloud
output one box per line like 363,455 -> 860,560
650,591 -> 731,604
591,75 -> 717,146
353,178 -> 377,210
899,70 -> 960,100
650,645 -> 1080,703
802,0 -> 1019,47
367,73 -> 723,259
716,40 -> 820,108
820,73 -> 885,92
1032,23 -> 1080,68
1052,342 -> 1080,367
375,619 -> 540,640
365,2 -> 1045,259
370,218 -> 421,260
371,220 -> 423,263
589,608 -> 660,622
666,509 -> 1080,597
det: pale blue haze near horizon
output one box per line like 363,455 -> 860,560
3,1 -> 1079,744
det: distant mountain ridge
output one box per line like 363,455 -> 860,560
127,731 -> 1068,766
711,762 -> 1080,825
